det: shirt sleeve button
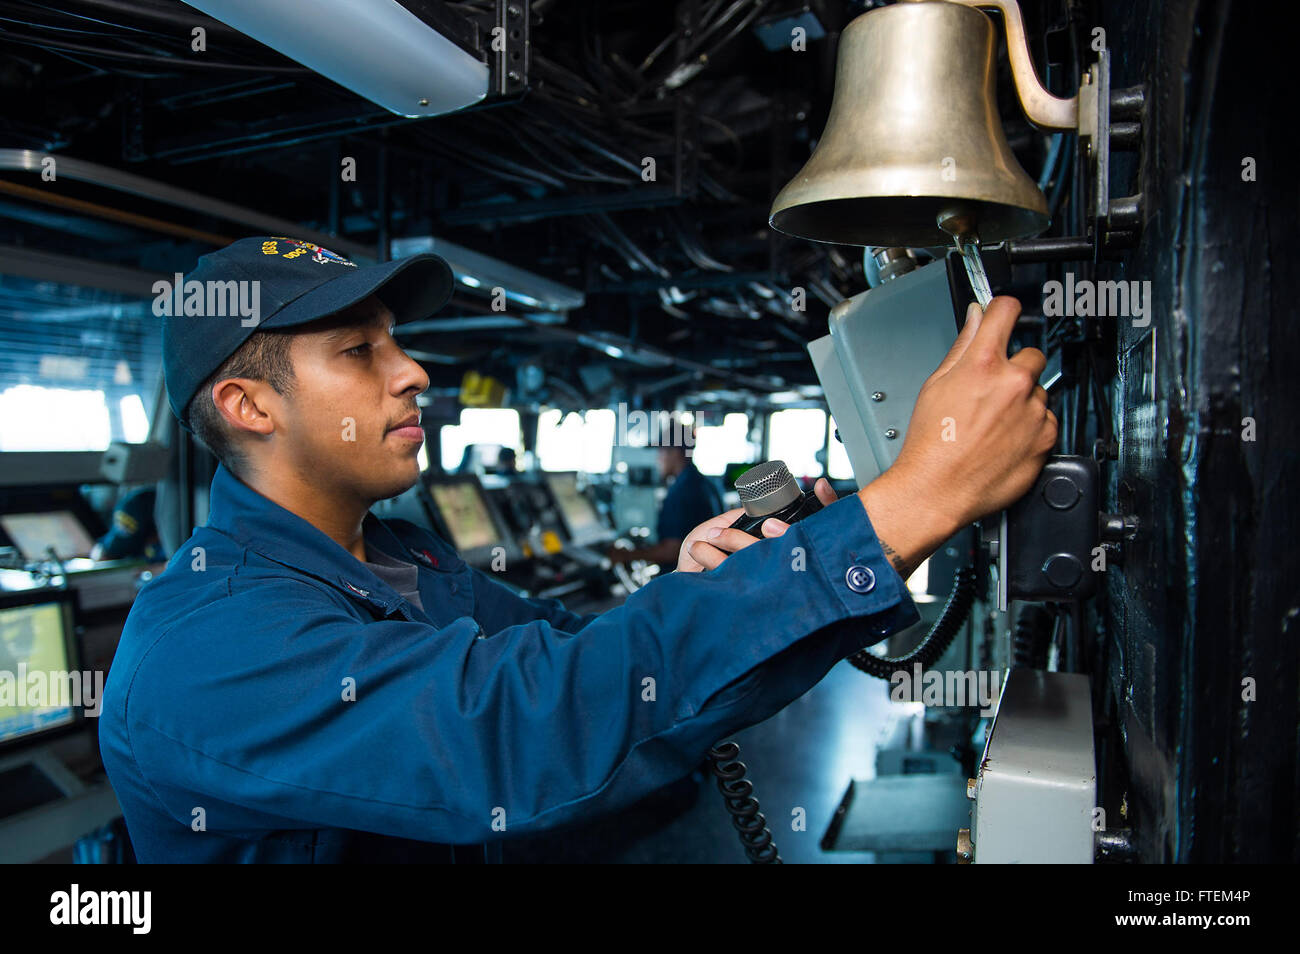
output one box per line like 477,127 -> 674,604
845,564 -> 876,594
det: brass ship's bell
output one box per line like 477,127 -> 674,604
770,0 -> 1078,248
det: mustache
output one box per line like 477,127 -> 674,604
385,406 -> 422,431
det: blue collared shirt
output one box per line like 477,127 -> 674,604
98,464 -> 919,862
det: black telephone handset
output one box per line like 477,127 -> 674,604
727,460 -> 824,537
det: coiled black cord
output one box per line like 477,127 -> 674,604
1012,603 -> 1054,669
707,741 -> 782,864
847,567 -> 977,679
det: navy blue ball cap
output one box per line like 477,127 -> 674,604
161,235 -> 454,429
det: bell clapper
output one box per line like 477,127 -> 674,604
938,209 -> 994,308
957,237 -> 994,308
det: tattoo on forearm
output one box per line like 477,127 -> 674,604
878,538 -> 909,578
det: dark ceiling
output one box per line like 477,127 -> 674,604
0,0 -> 1058,414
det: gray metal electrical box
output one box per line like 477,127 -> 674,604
808,261 -> 957,489
970,669 -> 1097,863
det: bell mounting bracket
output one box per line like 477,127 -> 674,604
1076,48 -> 1145,260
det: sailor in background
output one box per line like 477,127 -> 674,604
91,488 -> 164,563
606,433 -> 723,574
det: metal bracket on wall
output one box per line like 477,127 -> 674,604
1005,51 -> 1146,266
1077,49 -> 1145,259
396,0 -> 529,100
492,0 -> 531,98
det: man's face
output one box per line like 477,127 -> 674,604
274,296 -> 429,503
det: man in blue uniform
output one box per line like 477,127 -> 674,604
99,236 -> 1056,862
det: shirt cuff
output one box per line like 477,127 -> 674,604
794,492 -> 922,637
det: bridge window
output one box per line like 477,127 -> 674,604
767,408 -> 826,479
536,408 -> 615,473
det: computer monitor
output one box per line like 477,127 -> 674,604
0,590 -> 82,752
425,476 -> 518,566
544,473 -> 610,547
0,511 -> 95,561
428,480 -> 495,550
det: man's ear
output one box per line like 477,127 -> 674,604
211,378 -> 276,437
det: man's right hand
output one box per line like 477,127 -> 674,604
857,295 -> 1058,579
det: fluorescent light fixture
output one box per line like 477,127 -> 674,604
183,0 -> 489,118
397,313 -> 567,333
573,333 -> 675,368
